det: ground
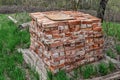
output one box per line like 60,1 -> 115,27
0,13 -> 120,80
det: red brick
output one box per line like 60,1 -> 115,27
29,11 -> 104,73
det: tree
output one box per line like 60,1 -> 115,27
97,0 -> 109,22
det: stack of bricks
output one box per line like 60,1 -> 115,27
29,11 -> 104,73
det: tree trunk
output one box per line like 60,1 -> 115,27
97,0 -> 109,22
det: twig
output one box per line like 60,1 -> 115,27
8,16 -> 18,24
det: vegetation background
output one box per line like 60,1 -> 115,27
0,0 -> 120,22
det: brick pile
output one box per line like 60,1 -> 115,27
29,11 -> 104,73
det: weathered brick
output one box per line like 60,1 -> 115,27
29,11 -> 104,73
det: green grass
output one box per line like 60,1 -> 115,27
10,12 -> 31,25
73,68 -> 79,79
115,44 -> 120,55
47,70 -> 69,80
76,61 -> 116,79
98,62 -> 109,76
108,61 -> 115,72
54,70 -> 69,80
102,22 -> 120,40
0,14 -> 39,80
106,49 -> 116,59
80,64 -> 97,79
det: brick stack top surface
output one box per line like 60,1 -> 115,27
30,11 -> 101,27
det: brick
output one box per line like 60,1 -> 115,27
29,11 -> 104,73
93,27 -> 102,32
